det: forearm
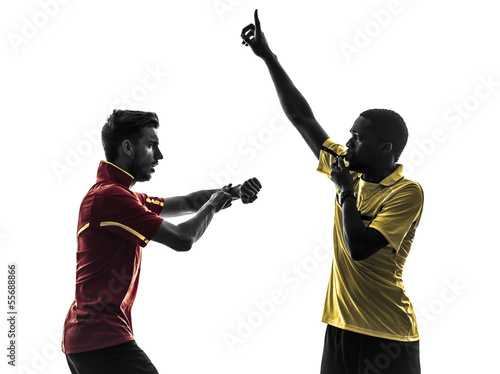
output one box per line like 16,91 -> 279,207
261,54 -> 328,157
243,12 -> 328,158
154,187 -> 233,250
262,54 -> 315,123
187,186 -> 240,211
186,190 -> 217,211
151,202 -> 217,251
342,196 -> 366,244
161,187 -> 240,218
176,202 -> 217,249
341,195 -> 388,261
341,196 -> 375,261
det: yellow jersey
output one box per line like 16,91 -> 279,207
317,138 -> 423,342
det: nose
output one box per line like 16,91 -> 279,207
156,147 -> 164,160
346,137 -> 354,149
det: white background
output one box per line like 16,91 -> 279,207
1,0 -> 499,373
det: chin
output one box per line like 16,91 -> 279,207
135,173 -> 152,183
346,158 -> 363,173
346,161 -> 357,172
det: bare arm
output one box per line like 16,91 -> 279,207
330,157 -> 388,261
151,188 -> 232,251
242,10 -> 329,159
341,196 -> 388,261
153,178 -> 262,251
159,178 -> 262,218
159,190 -> 223,218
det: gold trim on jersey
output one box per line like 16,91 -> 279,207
77,221 -> 149,244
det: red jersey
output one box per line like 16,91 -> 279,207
62,161 -> 164,354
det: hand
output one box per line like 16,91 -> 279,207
207,185 -> 233,212
241,10 -> 274,59
238,177 -> 262,204
330,156 -> 353,192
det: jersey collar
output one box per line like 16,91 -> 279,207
97,160 -> 134,188
379,164 -> 404,187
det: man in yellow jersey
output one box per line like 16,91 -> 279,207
241,11 -> 422,374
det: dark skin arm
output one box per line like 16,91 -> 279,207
330,156 -> 388,261
241,10 -> 328,159
243,11 -> 386,260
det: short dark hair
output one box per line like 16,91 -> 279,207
359,108 -> 408,161
101,109 -> 159,162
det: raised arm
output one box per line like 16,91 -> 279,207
241,10 -> 329,159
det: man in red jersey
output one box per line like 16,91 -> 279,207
62,109 -> 262,374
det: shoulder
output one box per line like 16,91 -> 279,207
399,178 -> 423,195
101,183 -> 132,195
390,178 -> 424,206
98,183 -> 140,204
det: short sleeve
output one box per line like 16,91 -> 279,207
317,139 -> 346,179
317,138 -> 359,185
135,192 -> 164,215
98,186 -> 164,246
368,183 -> 424,252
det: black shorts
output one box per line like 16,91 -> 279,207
65,340 -> 158,374
320,325 -> 420,374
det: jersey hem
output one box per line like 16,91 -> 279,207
62,335 -> 135,354
322,319 -> 419,342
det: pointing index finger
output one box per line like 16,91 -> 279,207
254,9 -> 261,34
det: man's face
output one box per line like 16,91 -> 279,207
128,126 -> 163,182
345,116 -> 380,173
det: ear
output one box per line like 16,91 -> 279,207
121,139 -> 134,156
378,141 -> 393,154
